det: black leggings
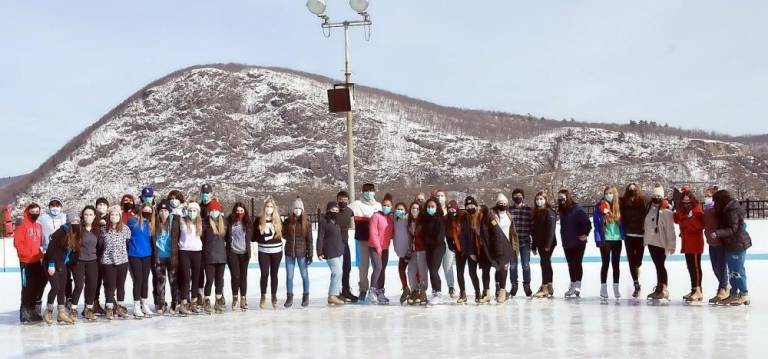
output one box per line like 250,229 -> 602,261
73,260 -> 99,306
20,262 -> 43,308
625,239 -> 645,282
129,256 -> 151,300
228,253 -> 250,297
456,253 -> 480,294
102,263 -> 128,304
205,263 -> 226,296
600,241 -> 623,284
537,246 -> 554,284
648,245 -> 668,285
178,251 -> 203,302
258,251 -> 282,296
47,269 -> 67,306
426,244 -> 446,292
685,253 -> 702,288
564,244 -> 586,282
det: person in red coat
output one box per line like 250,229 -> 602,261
673,190 -> 705,302
14,203 -> 44,323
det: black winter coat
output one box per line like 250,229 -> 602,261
714,200 -> 753,252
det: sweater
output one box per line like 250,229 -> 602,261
392,216 -> 412,258
531,208 -> 557,250
13,206 -> 44,263
559,204 -> 592,250
350,199 -> 381,241
702,205 -> 721,246
593,200 -> 625,245
127,217 -> 153,258
283,217 -> 314,258
643,203 -> 676,252
100,226 -> 131,265
254,217 -> 282,254
510,204 -> 533,242
620,196 -> 647,239
38,210 -> 67,251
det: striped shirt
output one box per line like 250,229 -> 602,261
257,220 -> 283,254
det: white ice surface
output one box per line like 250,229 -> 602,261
0,222 -> 766,358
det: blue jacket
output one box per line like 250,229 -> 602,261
593,201 -> 625,246
127,217 -> 153,257
559,204 -> 592,249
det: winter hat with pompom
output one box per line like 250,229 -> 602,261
652,183 -> 665,198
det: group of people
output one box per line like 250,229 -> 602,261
12,181 -> 752,325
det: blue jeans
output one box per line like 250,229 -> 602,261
327,256 -> 343,296
726,250 -> 748,295
709,245 -> 729,289
510,241 -> 532,285
285,256 -> 309,295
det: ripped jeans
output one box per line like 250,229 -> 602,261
725,249 -> 748,295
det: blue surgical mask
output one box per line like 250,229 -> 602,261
169,199 -> 181,208
437,195 -> 446,204
395,209 -> 406,218
210,211 -> 220,219
381,206 -> 392,215
143,197 -> 154,205
426,208 -> 437,216
363,192 -> 375,201
604,193 -> 614,202
200,193 -> 211,203
49,207 -> 62,216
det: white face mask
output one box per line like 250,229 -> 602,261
96,205 -> 108,214
170,199 -> 181,208
188,210 -> 198,220
265,207 -> 274,215
410,209 -> 419,217
535,198 -> 546,208
50,207 -> 62,216
293,208 -> 303,217
83,214 -> 95,225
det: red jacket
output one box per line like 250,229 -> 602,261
13,204 -> 43,263
673,204 -> 705,254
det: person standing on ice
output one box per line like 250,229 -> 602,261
283,197 -> 314,308
254,197 -> 283,309
673,188 -> 706,303
702,186 -> 729,304
101,205 -> 131,320
488,193 -> 516,304
531,191 -> 557,299
594,186 -> 624,300
558,189 -> 591,298
711,189 -> 752,306
509,189 -> 533,297
316,201 -> 346,305
420,197 -> 448,305
152,200 -> 180,315
620,183 -> 647,298
15,203 -> 45,323
126,203 -> 155,318
643,183 -> 676,301
177,202 -> 204,315
406,201 -> 428,305
392,201 -> 413,304
70,206 -> 101,321
202,199 -> 228,314
368,194 -> 395,305
445,200 -> 467,303
335,191 -> 358,303
196,184 -> 214,308
43,211 -> 79,325
455,197 -> 486,304
91,198 -> 109,316
349,183 -> 382,302
36,198 -> 67,312
225,202 -> 252,311
434,190 -> 457,299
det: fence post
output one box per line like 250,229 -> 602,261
746,199 -> 751,219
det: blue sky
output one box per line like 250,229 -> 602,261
1,0 -> 767,177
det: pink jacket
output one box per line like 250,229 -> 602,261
368,212 -> 394,254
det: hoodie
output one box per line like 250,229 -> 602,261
38,209 -> 67,251
13,205 -> 44,263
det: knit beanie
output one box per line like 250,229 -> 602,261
496,193 -> 508,204
652,183 -> 665,198
66,209 -> 80,224
207,199 -> 223,213
293,197 -> 305,210
464,196 -> 478,207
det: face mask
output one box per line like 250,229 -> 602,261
236,213 -> 245,221
338,201 -> 348,209
410,209 -> 419,217
426,207 -> 437,216
110,213 -> 120,224
467,207 -> 477,214
449,210 -> 458,217
200,193 -> 211,203
265,207 -> 274,215
122,203 -> 133,211
627,189 -> 636,197
83,214 -> 95,225
294,208 -> 303,217
142,197 -> 154,205
513,197 -> 524,204
97,205 -> 108,214
142,209 -> 153,216
395,209 -> 406,218
30,213 -> 41,221
652,198 -> 662,204
210,210 -> 220,219
363,192 -> 375,201
535,199 -> 546,207
169,199 -> 181,208
557,198 -> 566,205
50,207 -> 62,216
188,211 -> 198,220
704,197 -> 714,206
496,204 -> 507,211
437,195 -> 446,205
604,193 -> 614,202
381,206 -> 392,215
327,212 -> 337,221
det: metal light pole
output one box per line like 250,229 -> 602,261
307,0 -> 372,202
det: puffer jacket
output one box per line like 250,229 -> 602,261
532,208 -> 557,250
714,200 -> 752,252
283,216 -> 313,258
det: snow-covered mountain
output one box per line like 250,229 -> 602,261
8,64 -> 768,212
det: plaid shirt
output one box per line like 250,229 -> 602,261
510,204 -> 533,242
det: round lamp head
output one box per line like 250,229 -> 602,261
349,0 -> 369,13
307,0 -> 327,15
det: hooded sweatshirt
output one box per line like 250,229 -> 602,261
643,202 -> 676,252
14,205 -> 44,263
38,208 -> 67,251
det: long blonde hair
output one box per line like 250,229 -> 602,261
603,186 -> 621,224
184,201 -> 203,234
138,204 -> 156,234
209,215 -> 226,236
258,197 -> 282,239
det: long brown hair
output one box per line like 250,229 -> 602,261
621,182 -> 645,205
557,189 -> 575,212
286,208 -> 309,238
532,191 -> 552,223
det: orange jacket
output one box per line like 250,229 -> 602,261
674,204 -> 705,254
13,204 -> 44,263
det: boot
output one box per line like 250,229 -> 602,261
510,282 -> 518,297
449,287 -> 457,299
546,283 -> 554,298
378,289 -> 390,305
105,304 -> 114,320
400,288 -> 411,304
301,293 -> 310,308
480,289 -> 492,304
203,297 -> 212,314
271,295 -> 278,309
155,303 -> 165,316
564,282 -> 578,298
260,295 -> 267,309
709,288 -> 728,305
690,287 -> 703,302
359,290 -> 368,304
660,284 -> 669,300
93,301 -> 106,316
84,306 -> 96,321
141,299 -> 154,318
613,284 -> 621,299
69,306 -> 78,323
214,296 -> 225,314
133,301 -> 144,319
632,282 -> 641,298
178,301 -> 191,316
729,293 -> 751,306
719,294 -> 736,306
188,299 -> 200,314
419,289 -> 428,304
600,283 -> 609,299
341,289 -> 359,303
682,288 -> 695,302
327,295 -> 345,305
116,304 -> 129,319
533,286 -> 548,299
457,291 -> 467,304
574,281 -> 582,297
496,288 -> 508,304
28,305 -> 43,323
57,305 -> 74,325
647,286 -> 662,300
197,292 -> 204,307
284,294 -> 294,308
240,296 -> 248,311
43,305 -> 54,325
169,302 -> 178,315
232,296 -> 239,311
523,283 -> 532,297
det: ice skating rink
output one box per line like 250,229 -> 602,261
1,221 -> 765,358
